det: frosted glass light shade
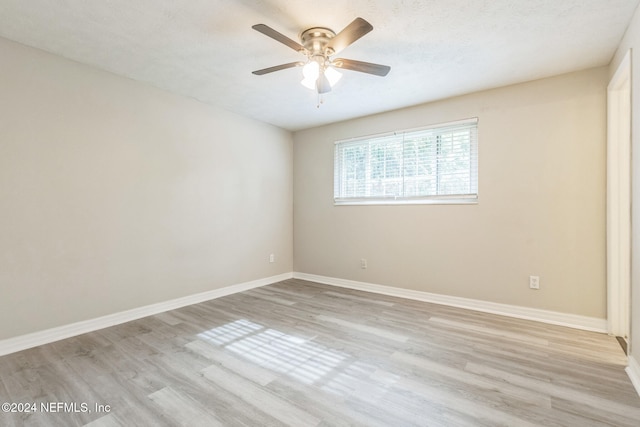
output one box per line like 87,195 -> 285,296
302,61 -> 320,80
300,60 -> 342,91
325,67 -> 342,86
301,60 -> 320,90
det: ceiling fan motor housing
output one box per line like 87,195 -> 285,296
300,27 -> 337,57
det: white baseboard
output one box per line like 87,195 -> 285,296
627,355 -> 640,397
293,272 -> 607,333
0,272 -> 293,357
1,271 -> 610,357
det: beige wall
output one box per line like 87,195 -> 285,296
0,32 -> 612,341
0,38 -> 293,340
293,67 -> 608,318
611,6 -> 640,361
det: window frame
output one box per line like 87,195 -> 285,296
333,118 -> 479,206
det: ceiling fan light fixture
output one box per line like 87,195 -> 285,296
301,60 -> 319,90
253,17 -> 389,98
302,60 -> 320,80
301,76 -> 316,90
301,60 -> 342,92
325,66 -> 342,87
316,72 -> 331,94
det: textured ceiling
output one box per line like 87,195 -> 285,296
0,0 -> 637,131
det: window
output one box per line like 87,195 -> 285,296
334,118 -> 478,205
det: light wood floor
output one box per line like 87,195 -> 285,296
1,279 -> 639,426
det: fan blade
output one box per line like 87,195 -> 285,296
252,24 -> 305,52
333,58 -> 390,76
316,73 -> 332,94
326,17 -> 373,55
252,62 -> 303,75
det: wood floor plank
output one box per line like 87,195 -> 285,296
0,279 -> 639,426
465,361 -> 640,419
185,340 -> 278,386
390,351 -> 553,408
321,291 -> 396,307
148,386 -> 224,426
201,364 -> 321,427
315,315 -> 410,343
81,414 -> 121,427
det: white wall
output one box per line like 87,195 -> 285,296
611,5 -> 640,368
0,38 -> 293,340
293,67 -> 608,319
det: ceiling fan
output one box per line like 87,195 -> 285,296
251,17 -> 390,95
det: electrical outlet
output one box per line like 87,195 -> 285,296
360,258 -> 367,269
269,253 -> 275,263
529,275 -> 540,289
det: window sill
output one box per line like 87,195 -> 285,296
334,197 -> 478,206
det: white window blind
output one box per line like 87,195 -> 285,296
334,118 -> 478,205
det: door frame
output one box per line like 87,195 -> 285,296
607,49 -> 632,340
